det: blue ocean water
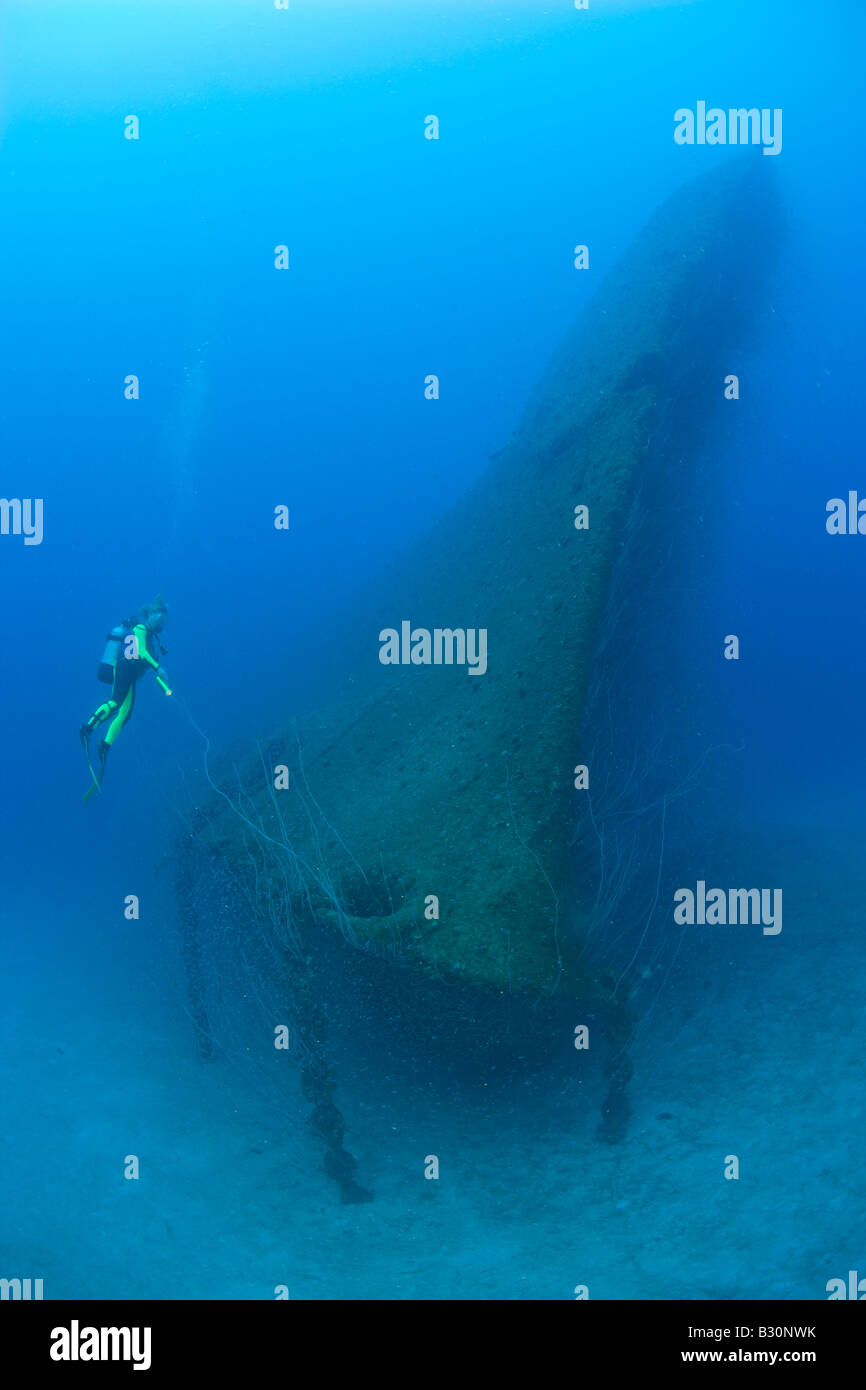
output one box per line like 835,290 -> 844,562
0,0 -> 863,1302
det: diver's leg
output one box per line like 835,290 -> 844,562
93,687 -> 133,785
103,684 -> 135,750
88,662 -> 134,746
81,654 -> 135,743
81,699 -> 117,742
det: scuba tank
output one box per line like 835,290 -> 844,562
97,617 -> 136,684
97,616 -> 167,683
97,624 -> 126,684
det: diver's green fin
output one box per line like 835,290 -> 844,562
80,728 -> 105,802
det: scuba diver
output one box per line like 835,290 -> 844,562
80,594 -> 172,800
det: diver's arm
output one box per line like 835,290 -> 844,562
132,623 -> 161,670
133,623 -> 171,692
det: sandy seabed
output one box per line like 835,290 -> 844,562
0,824 -> 861,1301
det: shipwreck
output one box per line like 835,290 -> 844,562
173,156 -> 779,1201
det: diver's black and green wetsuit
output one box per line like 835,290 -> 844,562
81,617 -> 169,776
